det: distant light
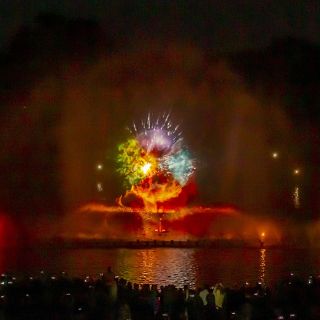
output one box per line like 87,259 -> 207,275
96,163 -> 103,170
261,232 -> 265,238
97,182 -> 103,192
293,169 -> 300,175
271,152 -> 279,159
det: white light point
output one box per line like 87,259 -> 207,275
142,162 -> 151,175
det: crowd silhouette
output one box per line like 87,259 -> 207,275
0,268 -> 320,319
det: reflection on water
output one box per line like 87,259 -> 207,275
259,248 -> 266,284
116,249 -> 197,288
1,247 -> 320,288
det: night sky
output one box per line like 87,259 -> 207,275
1,1 -> 320,51
0,1 -> 320,222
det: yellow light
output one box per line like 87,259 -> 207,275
96,163 -> 103,170
272,152 -> 278,159
261,232 -> 265,238
141,162 -> 152,175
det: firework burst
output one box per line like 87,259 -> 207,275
117,113 -> 195,211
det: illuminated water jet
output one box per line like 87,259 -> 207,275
57,203 -> 284,246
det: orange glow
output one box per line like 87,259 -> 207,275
69,203 -> 284,243
132,177 -> 182,211
78,203 -> 239,215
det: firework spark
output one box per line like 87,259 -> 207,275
160,149 -> 195,186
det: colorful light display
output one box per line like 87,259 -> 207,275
117,113 -> 195,211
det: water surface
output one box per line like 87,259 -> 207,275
1,247 -> 319,288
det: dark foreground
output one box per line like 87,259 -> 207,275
0,270 -> 320,320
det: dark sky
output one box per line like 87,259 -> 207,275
1,0 -> 320,51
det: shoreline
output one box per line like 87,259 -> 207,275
40,238 -> 311,250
